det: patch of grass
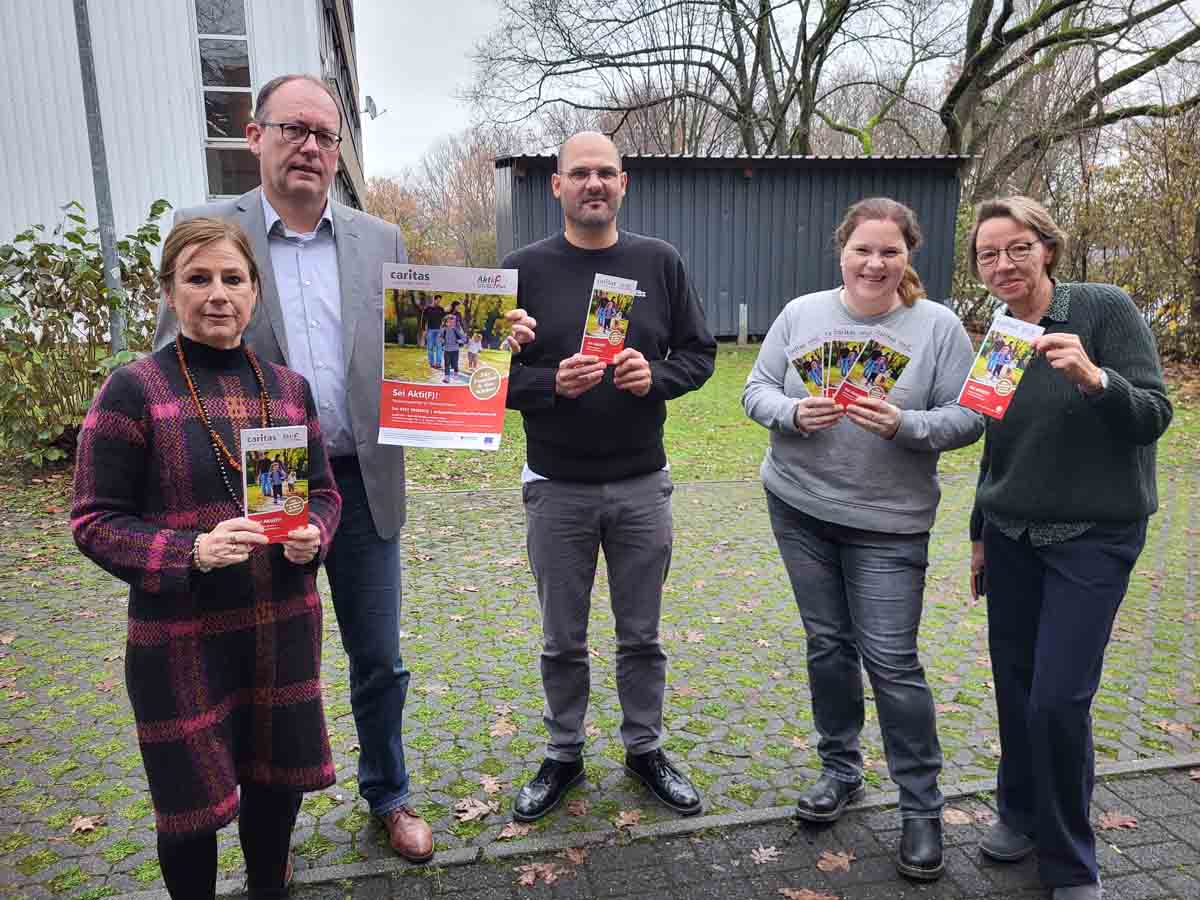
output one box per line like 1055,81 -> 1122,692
477,757 -> 506,776
1,831 -> 33,854
70,825 -> 108,847
217,844 -> 244,872
47,866 -> 88,894
130,860 -> 162,884
337,808 -> 370,833
16,849 -> 59,876
448,818 -> 488,839
302,794 -> 337,817
295,831 -> 336,861
74,887 -> 118,900
103,838 -> 144,864
96,783 -> 135,805
120,797 -> 155,821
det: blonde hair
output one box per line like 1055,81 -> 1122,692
834,198 -> 927,306
159,217 -> 260,296
968,195 -> 1067,280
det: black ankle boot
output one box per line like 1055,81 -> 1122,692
897,817 -> 944,881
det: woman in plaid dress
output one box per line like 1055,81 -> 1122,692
71,218 -> 341,900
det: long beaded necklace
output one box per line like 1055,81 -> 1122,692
175,337 -> 272,504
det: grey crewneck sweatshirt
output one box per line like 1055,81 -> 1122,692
743,289 -> 984,534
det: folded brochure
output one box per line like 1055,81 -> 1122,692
581,273 -> 638,363
242,425 -> 309,543
832,328 -> 914,407
957,314 -> 1044,419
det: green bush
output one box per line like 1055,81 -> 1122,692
0,200 -> 168,466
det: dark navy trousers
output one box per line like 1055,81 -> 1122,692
983,518 -> 1147,888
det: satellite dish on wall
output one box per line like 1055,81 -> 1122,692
362,95 -> 388,120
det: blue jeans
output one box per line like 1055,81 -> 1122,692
425,328 -> 442,368
325,457 -> 410,814
984,518 -> 1146,888
766,490 -> 943,818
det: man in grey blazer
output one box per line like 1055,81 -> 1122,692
154,73 -> 535,860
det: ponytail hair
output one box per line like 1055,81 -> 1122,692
898,264 -> 926,306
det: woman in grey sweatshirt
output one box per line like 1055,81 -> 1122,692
743,198 -> 983,883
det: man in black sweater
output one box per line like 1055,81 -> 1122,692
504,132 -> 716,821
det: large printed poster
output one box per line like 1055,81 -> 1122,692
378,264 -> 518,450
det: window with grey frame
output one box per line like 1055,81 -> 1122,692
197,0 -> 258,197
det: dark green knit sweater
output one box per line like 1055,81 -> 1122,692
969,282 -> 1173,540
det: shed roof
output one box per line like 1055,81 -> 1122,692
495,153 -> 971,171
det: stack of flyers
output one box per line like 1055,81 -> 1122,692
788,334 -> 827,396
832,328 -> 914,408
957,315 -> 1045,419
241,426 -> 309,543
823,325 -> 873,398
581,273 -> 638,363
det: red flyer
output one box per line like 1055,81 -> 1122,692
832,328 -> 914,408
378,264 -> 518,450
957,315 -> 1044,419
580,273 -> 638,363
241,426 -> 309,543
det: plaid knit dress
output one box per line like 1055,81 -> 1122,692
71,336 -> 341,836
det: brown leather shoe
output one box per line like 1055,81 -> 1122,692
378,805 -> 433,862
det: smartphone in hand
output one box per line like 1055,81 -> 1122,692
972,568 -> 987,598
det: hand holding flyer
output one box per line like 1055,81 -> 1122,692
957,315 -> 1045,419
242,426 -> 309,543
787,334 -> 827,398
581,273 -> 638,363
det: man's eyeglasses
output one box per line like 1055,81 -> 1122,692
560,167 -> 622,184
976,241 -> 1038,267
261,121 -> 342,151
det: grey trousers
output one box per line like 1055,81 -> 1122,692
522,470 -> 674,761
766,489 -> 944,818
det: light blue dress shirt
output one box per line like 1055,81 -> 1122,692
261,194 -> 353,457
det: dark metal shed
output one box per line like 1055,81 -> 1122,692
495,154 -> 968,337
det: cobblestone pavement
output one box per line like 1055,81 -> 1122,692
257,766 -> 1200,900
2,473 -> 1198,897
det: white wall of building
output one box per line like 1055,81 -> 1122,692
0,0 -> 323,242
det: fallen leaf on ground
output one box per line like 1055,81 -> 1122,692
480,775 -> 502,795
790,736 -> 809,750
7,690 -> 27,700
497,821 -> 534,840
1189,769 -> 1200,783
751,844 -> 782,864
96,678 -> 118,693
490,717 -> 517,738
70,815 -> 105,834
779,889 -> 840,900
943,807 -> 973,825
1098,811 -> 1138,830
460,585 -> 479,593
974,809 -> 997,824
588,647 -> 604,659
454,797 -> 499,822
78,610 -> 99,619
559,847 -> 589,865
935,703 -> 963,714
103,653 -> 122,662
674,685 -> 699,697
514,862 -> 566,886
1154,720 -> 1192,736
449,614 -> 466,623
755,639 -> 771,648
816,850 -> 855,873
613,809 -> 642,829
771,670 -> 786,679
0,633 -> 14,645
566,798 -> 590,816
585,723 -> 600,737
684,630 -> 705,643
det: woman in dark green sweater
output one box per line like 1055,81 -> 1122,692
966,196 -> 1172,900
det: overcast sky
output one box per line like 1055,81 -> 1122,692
355,0 -> 500,178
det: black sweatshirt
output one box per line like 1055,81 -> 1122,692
503,231 -> 716,482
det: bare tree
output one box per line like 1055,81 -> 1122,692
941,0 -> 1200,200
468,0 -> 957,155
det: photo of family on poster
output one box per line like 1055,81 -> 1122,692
584,287 -> 634,342
244,448 -> 309,514
383,289 -> 516,385
790,343 -> 826,396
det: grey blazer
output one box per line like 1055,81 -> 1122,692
153,187 -> 407,539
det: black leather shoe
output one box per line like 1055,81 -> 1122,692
794,773 -> 865,823
512,757 -> 585,822
625,749 -> 702,815
897,817 -> 944,881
